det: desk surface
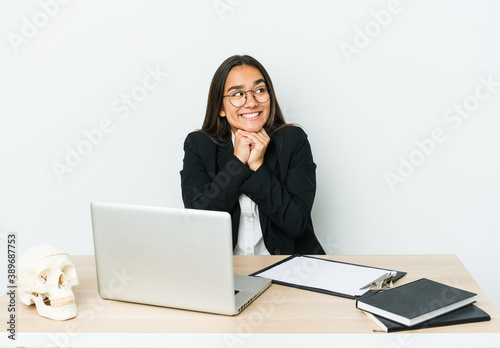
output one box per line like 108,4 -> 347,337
1,254 -> 499,347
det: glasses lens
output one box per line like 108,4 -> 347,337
254,86 -> 270,103
229,91 -> 246,107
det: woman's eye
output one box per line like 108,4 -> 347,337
232,91 -> 244,97
255,87 -> 266,94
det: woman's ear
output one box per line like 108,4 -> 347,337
219,108 -> 226,117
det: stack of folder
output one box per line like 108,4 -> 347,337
355,278 -> 491,332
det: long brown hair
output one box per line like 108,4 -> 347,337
200,55 -> 289,146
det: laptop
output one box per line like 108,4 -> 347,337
90,201 -> 271,315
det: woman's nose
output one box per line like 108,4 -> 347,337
243,91 -> 258,107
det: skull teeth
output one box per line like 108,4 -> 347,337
49,296 -> 75,308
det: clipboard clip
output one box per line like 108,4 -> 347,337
359,272 -> 396,291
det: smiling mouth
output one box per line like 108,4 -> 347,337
239,111 -> 261,119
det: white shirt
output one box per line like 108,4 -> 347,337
233,193 -> 270,255
231,132 -> 270,256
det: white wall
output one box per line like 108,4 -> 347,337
1,0 -> 499,311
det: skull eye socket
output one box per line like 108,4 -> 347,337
38,271 -> 49,285
58,273 -> 65,288
62,265 -> 77,284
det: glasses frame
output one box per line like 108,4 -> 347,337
223,86 -> 271,108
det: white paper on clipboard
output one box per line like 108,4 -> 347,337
255,256 -> 397,297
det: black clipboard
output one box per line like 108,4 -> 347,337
250,255 -> 406,300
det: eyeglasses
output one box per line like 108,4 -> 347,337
223,86 -> 271,108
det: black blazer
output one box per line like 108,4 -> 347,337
180,126 -> 324,255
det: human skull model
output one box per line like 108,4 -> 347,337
17,244 -> 79,320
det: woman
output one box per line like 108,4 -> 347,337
181,55 -> 324,255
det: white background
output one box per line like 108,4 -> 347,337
1,0 -> 499,313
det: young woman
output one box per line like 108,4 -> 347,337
181,55 -> 324,255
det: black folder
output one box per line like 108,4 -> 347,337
363,304 -> 490,332
355,278 -> 477,326
251,255 -> 406,300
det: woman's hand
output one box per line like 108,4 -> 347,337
237,128 -> 270,171
233,131 -> 253,165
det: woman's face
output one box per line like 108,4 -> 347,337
219,65 -> 270,134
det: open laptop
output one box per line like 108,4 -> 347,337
90,201 -> 271,315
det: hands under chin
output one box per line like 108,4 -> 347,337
233,128 -> 270,171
